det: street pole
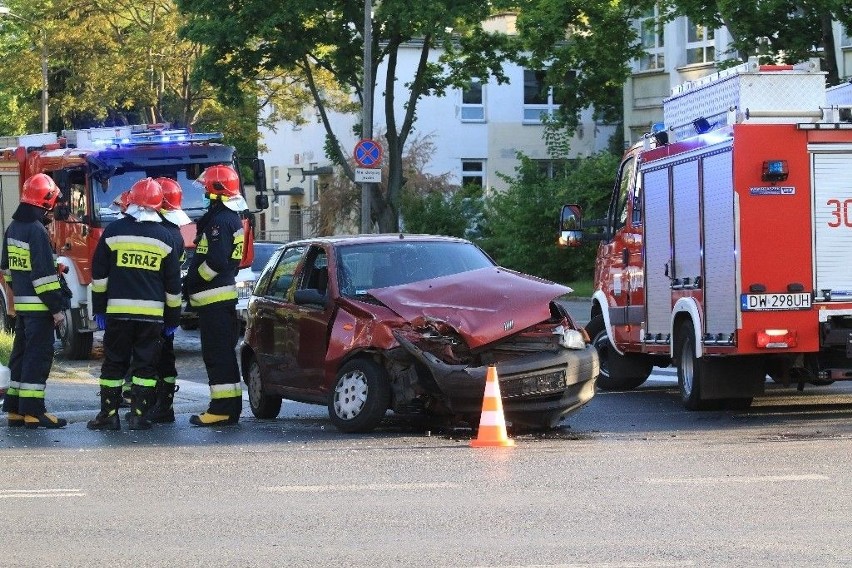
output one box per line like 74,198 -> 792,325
40,29 -> 48,133
360,0 -> 373,234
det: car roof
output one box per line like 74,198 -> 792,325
285,234 -> 471,247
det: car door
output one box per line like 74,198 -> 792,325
291,246 -> 333,393
251,244 -> 306,391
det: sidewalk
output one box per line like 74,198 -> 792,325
1,362 -> 212,425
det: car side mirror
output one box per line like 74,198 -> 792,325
255,193 -> 269,210
558,204 -> 584,248
252,158 -> 267,194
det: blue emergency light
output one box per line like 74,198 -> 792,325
94,129 -> 224,148
761,160 -> 789,182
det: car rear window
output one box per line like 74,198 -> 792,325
336,241 -> 494,296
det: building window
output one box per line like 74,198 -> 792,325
461,80 -> 485,121
461,160 -> 485,188
841,25 -> 852,47
686,17 -> 714,65
533,159 -> 573,180
290,205 -> 303,240
638,7 -> 664,71
271,196 -> 281,222
270,166 -> 280,192
523,70 -> 556,122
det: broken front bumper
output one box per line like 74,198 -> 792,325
395,333 -> 599,429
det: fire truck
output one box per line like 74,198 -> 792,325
0,124 -> 268,359
560,58 -> 852,410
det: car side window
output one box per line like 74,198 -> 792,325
300,247 -> 329,294
264,246 -> 306,300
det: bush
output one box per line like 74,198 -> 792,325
0,331 -> 13,366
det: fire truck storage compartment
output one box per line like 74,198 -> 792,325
641,141 -> 737,341
812,147 -> 852,300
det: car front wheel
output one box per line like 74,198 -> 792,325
245,355 -> 282,419
328,359 -> 390,433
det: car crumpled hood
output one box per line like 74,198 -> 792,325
368,267 -> 572,349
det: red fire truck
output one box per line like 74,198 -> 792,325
560,58 -> 852,409
0,124 -> 268,359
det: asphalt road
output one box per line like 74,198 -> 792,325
4,297 -> 852,566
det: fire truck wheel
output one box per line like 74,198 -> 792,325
675,320 -> 714,411
58,309 -> 94,360
585,315 -> 651,391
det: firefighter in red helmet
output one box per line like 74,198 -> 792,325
87,178 -> 182,430
184,164 -> 247,426
1,174 -> 67,428
142,177 -> 192,423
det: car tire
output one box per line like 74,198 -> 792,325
676,320 -> 712,411
245,355 -> 282,419
58,309 -> 93,360
328,359 -> 391,433
585,315 -> 651,391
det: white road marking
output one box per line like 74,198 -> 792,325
265,482 -> 460,493
0,489 -> 85,498
646,474 -> 828,484
465,563 -> 695,568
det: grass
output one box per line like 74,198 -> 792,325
0,331 -> 12,366
564,278 -> 594,298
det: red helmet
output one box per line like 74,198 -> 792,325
155,177 -> 183,211
21,173 -> 61,210
128,178 -> 164,210
199,165 -> 240,197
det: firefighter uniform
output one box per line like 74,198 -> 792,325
185,199 -> 244,425
1,196 -> 67,428
87,179 -> 182,431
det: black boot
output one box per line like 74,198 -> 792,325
145,380 -> 177,423
87,387 -> 121,431
127,384 -> 155,430
23,412 -> 67,429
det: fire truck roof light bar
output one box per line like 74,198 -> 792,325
92,131 -> 224,147
798,123 -> 852,130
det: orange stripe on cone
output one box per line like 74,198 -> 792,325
470,366 -> 515,448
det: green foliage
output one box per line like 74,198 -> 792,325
475,152 -> 618,283
0,331 -> 12,367
401,184 -> 484,239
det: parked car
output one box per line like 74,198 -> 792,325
240,234 -> 598,433
236,241 -> 286,323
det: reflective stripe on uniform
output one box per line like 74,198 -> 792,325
92,277 -> 108,293
210,383 -> 242,399
7,238 -> 31,271
189,285 -> 237,307
231,228 -> 245,260
100,378 -> 124,389
13,295 -> 49,312
166,293 -> 182,308
131,376 -> 157,388
198,261 -> 218,281
106,298 -> 165,317
18,382 -> 46,399
32,274 -> 60,295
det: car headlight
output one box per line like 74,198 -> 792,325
555,325 -> 586,350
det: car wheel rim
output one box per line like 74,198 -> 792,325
334,370 -> 368,420
248,362 -> 263,408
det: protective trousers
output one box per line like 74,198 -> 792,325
197,301 -> 242,416
99,319 -> 163,418
4,315 -> 55,415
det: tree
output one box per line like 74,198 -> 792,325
477,152 -> 617,283
661,0 -> 852,85
176,0 -> 520,233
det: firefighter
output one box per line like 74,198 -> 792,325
87,178 -> 182,431
1,174 -> 67,428
144,177 -> 191,423
184,164 -> 246,426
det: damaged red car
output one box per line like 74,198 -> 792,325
240,234 -> 598,433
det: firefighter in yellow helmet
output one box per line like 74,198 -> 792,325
184,164 -> 247,426
1,174 -> 67,428
87,178 -> 183,431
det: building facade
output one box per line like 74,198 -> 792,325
624,10 -> 852,146
255,16 -> 616,241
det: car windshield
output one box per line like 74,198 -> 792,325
252,243 -> 282,271
336,240 -> 495,297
